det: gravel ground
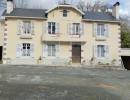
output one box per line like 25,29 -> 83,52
0,65 -> 129,100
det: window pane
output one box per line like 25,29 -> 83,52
48,23 -> 51,34
63,10 -> 67,17
101,26 -> 104,36
52,45 -> 55,56
97,26 -> 100,36
52,23 -> 55,34
48,45 -> 51,56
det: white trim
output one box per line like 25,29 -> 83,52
4,16 -> 48,19
82,19 -> 120,23
3,60 -> 7,64
3,50 -> 7,53
4,36 -> 8,38
4,41 -> 8,43
4,31 -> 8,34
45,5 -> 85,15
4,26 -> 8,29
3,55 -> 7,58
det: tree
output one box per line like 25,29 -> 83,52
56,0 -> 76,5
76,0 -> 112,12
13,0 -> 29,8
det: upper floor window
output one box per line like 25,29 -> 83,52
97,24 -> 105,36
63,10 -> 67,17
23,21 -> 31,34
48,22 -> 56,34
73,23 -> 80,35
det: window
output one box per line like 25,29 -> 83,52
22,43 -> 31,56
73,23 -> 80,35
63,10 -> 67,17
97,45 -> 105,57
97,24 -> 105,36
23,21 -> 31,34
48,44 -> 56,57
48,22 -> 56,34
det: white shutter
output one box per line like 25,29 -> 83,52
56,43 -> 60,58
105,45 -> 109,58
30,44 -> 34,58
31,21 -> 35,35
80,22 -> 84,34
68,22 -> 72,34
16,43 -> 22,57
94,45 -> 97,58
94,23 -> 97,36
44,21 -> 48,33
43,43 -> 48,57
105,24 -> 109,37
18,20 -> 23,35
56,22 -> 60,34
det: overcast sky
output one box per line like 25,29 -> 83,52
0,0 -> 129,17
29,0 -> 130,15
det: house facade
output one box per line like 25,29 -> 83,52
1,0 -> 121,66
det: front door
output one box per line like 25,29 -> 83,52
72,44 -> 81,63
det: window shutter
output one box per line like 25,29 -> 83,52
68,22 -> 72,34
56,43 -> 60,58
43,43 -> 48,57
80,22 -> 84,34
44,21 -> 48,33
56,22 -> 60,34
30,44 -> 34,58
16,43 -> 22,57
31,21 -> 35,35
94,23 -> 97,36
18,20 -> 23,35
105,45 -> 109,58
94,45 -> 97,58
105,24 -> 109,37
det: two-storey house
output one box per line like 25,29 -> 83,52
2,0 -> 121,66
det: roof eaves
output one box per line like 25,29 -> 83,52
45,5 -> 85,15
82,19 -> 121,23
4,16 -> 47,19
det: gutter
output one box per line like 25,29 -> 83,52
82,19 -> 121,23
4,16 -> 48,19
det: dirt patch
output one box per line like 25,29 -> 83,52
99,84 -> 117,90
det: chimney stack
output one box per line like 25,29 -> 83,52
7,0 -> 14,14
112,2 -> 120,19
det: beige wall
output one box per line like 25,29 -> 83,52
5,7 -> 120,65
0,21 -> 4,46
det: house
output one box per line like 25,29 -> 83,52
1,0 -> 121,66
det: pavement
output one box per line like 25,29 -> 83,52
0,65 -> 130,100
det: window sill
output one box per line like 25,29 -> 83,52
95,37 -> 106,41
20,35 -> 33,39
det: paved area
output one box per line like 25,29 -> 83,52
0,65 -> 130,100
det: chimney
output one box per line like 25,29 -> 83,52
7,0 -> 14,14
112,2 -> 120,19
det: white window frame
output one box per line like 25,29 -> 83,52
97,24 -> 105,37
63,9 -> 67,17
72,23 -> 80,35
22,43 -> 31,57
47,44 -> 56,57
23,21 -> 31,35
48,22 -> 56,34
97,45 -> 105,58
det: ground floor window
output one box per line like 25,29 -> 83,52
22,43 -> 31,56
48,44 -> 56,57
97,45 -> 105,57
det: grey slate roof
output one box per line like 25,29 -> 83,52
2,8 -> 120,22
2,8 -> 47,18
83,11 -> 120,22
